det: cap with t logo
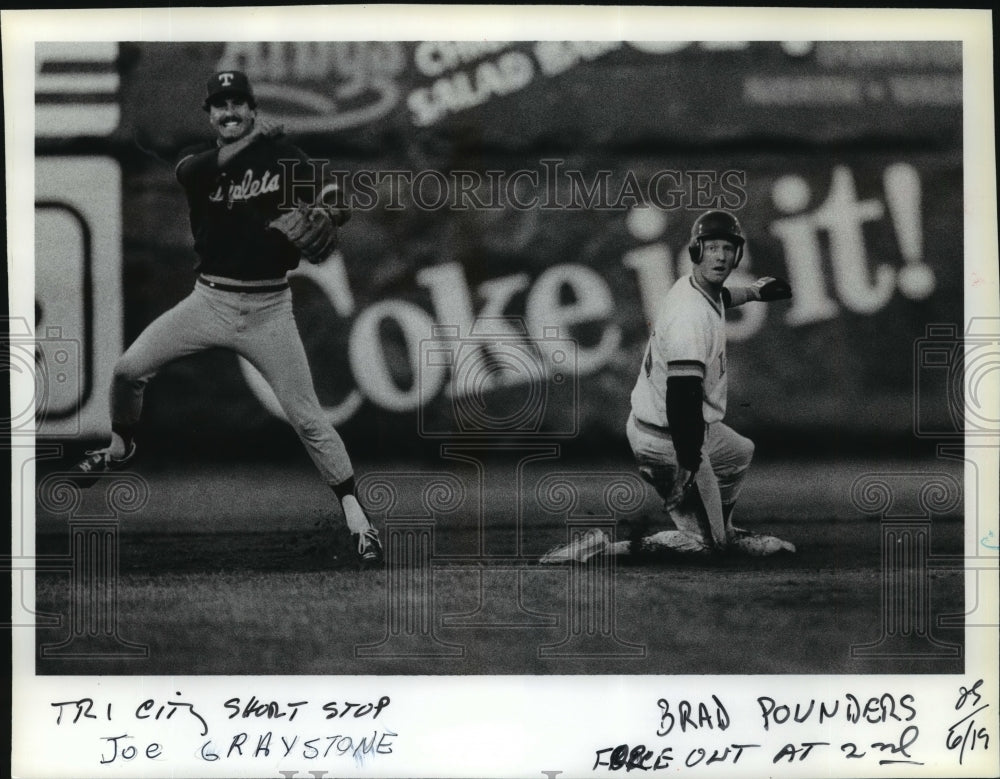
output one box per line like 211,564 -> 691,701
202,70 -> 256,111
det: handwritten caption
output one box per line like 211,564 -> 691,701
592,680 -> 992,772
50,693 -> 393,766
45,681 -> 994,773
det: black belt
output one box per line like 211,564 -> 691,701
198,276 -> 288,293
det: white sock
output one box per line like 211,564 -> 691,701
341,495 -> 371,534
107,432 -> 128,459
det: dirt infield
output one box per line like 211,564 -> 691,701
33,457 -> 968,676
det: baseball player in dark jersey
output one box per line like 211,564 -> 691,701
71,70 -> 383,567
543,209 -> 795,563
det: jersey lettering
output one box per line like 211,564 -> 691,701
209,168 -> 282,208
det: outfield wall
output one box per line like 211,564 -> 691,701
34,41 -> 964,454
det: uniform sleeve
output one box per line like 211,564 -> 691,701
175,143 -> 218,190
658,306 -> 713,380
721,286 -> 754,308
666,375 -> 704,470
658,304 -> 709,469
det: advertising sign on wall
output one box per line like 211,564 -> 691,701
35,40 -> 963,448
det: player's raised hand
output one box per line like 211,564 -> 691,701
751,276 -> 792,301
254,115 -> 285,139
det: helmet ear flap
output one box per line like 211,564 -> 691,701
688,210 -> 745,267
688,239 -> 703,264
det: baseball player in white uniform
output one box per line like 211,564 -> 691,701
69,70 -> 383,568
543,209 -> 795,563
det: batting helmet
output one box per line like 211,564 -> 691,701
688,210 -> 745,265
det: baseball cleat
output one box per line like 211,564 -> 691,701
353,526 -> 384,569
726,525 -> 750,537
636,530 -> 712,556
69,442 -> 137,487
539,528 -> 610,564
728,532 -> 796,556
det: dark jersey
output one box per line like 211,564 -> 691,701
175,137 -> 327,280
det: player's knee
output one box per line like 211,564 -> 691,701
112,357 -> 146,388
639,464 -> 669,488
639,464 -> 679,500
735,435 -> 755,468
288,410 -> 330,442
290,415 -> 321,439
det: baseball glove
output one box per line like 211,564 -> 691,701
752,276 -> 793,301
269,203 -> 338,264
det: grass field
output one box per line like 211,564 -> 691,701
32,456 -> 968,676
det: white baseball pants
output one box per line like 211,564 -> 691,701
626,413 -> 754,543
110,280 -> 355,486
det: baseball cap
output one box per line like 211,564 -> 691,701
202,70 -> 256,111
